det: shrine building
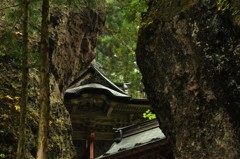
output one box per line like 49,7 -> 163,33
64,63 -> 172,159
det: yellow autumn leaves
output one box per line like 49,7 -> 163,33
2,95 -> 20,112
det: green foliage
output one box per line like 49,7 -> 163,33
217,0 -> 240,15
66,0 -> 106,12
0,29 -> 21,58
0,0 -> 42,68
96,0 -> 147,98
143,109 -> 156,120
0,56 -> 22,159
0,153 -> 6,159
141,0 -> 197,28
217,0 -> 230,12
51,0 -> 69,6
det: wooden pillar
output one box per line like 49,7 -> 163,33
89,133 -> 95,159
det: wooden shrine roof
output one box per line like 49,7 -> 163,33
96,119 -> 173,159
64,63 -> 152,140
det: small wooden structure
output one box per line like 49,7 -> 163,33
97,119 -> 173,159
64,64 -> 152,157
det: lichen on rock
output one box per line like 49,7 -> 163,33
137,0 -> 240,158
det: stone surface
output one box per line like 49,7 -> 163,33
136,0 -> 240,158
49,7 -> 105,93
0,5 -> 105,159
0,56 -> 75,158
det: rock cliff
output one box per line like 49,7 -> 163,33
137,0 -> 240,158
0,6 -> 105,159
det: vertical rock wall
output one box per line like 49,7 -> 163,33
49,7 -> 105,93
136,0 -> 240,158
48,6 -> 105,158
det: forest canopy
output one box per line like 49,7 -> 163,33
96,0 -> 147,98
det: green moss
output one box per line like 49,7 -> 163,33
0,153 -> 6,159
229,0 -> 240,14
217,0 -> 240,15
142,0 -> 197,28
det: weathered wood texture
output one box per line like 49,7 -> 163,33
37,0 -> 50,158
136,0 -> 240,158
17,0 -> 29,158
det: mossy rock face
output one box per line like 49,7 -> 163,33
0,4 -> 105,158
137,0 -> 240,158
141,0 -> 197,28
0,55 -> 75,159
0,56 -> 21,158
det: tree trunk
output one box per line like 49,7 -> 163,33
17,0 -> 29,158
136,0 -> 240,158
36,0 -> 50,158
